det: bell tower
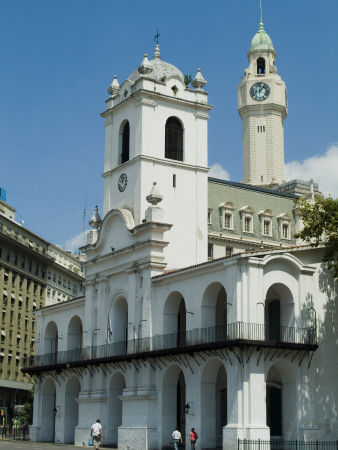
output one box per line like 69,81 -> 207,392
238,15 -> 287,187
101,45 -> 212,269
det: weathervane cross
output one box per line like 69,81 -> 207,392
154,29 -> 160,44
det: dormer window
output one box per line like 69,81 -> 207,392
165,117 -> 183,161
257,57 -> 265,75
258,209 -> 273,237
277,213 -> 292,240
120,121 -> 130,164
240,206 -> 255,234
219,202 -> 235,230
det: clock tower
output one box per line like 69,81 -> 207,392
101,45 -> 212,269
238,17 -> 287,187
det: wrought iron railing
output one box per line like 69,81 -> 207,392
23,322 -> 317,370
238,440 -> 338,450
0,426 -> 29,441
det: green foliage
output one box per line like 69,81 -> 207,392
20,388 -> 34,426
295,196 -> 338,279
184,74 -> 192,87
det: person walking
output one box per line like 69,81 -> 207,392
172,427 -> 182,450
91,419 -> 103,450
189,428 -> 198,449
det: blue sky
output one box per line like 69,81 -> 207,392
1,0 -> 337,252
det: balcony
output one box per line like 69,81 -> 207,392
22,322 -> 317,374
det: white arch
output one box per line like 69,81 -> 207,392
63,375 -> 81,444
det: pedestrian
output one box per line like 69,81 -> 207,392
172,427 -> 182,450
91,419 -> 103,450
189,427 -> 198,449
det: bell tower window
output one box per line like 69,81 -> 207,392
257,57 -> 265,75
165,117 -> 183,161
121,121 -> 130,164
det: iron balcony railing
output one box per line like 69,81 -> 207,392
238,440 -> 338,450
23,322 -> 317,371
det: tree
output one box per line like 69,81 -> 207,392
295,196 -> 338,279
20,389 -> 34,427
184,74 -> 192,87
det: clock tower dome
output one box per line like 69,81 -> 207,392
238,17 -> 287,187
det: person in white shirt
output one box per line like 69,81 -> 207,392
172,427 -> 182,450
91,419 -> 103,450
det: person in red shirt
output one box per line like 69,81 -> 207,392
189,428 -> 198,449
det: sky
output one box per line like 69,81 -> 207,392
1,0 -> 337,253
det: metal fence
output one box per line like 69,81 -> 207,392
23,321 -> 317,370
238,440 -> 338,450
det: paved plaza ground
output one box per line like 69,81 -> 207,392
0,440 -> 104,449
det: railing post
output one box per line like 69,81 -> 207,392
258,438 -> 260,450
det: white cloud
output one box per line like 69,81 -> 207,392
209,163 -> 230,181
285,144 -> 338,198
62,230 -> 89,253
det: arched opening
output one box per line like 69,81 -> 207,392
165,117 -> 183,161
201,283 -> 227,342
67,315 -> 82,350
64,376 -> 81,444
201,360 -> 227,448
162,366 -> 187,447
44,321 -> 58,365
40,378 -> 56,442
257,57 -> 266,74
265,284 -> 294,342
266,362 -> 297,439
163,292 -> 186,348
121,121 -> 130,164
107,373 -> 125,446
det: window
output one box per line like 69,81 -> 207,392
240,206 -> 255,234
121,121 -> 130,164
257,57 -> 265,74
208,209 -> 213,225
34,264 -> 39,276
277,213 -> 292,240
282,223 -> 289,239
28,260 -> 32,272
6,227 -> 11,236
259,209 -> 273,237
13,253 -> 17,265
208,243 -> 214,259
226,246 -> 233,257
5,249 -> 10,262
220,202 -> 235,230
21,256 -> 25,269
14,232 -> 18,240
165,117 -> 183,161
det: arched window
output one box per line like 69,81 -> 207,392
121,121 -> 130,164
165,117 -> 183,161
257,57 -> 266,74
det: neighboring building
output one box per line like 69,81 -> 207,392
23,15 -> 338,450
0,196 -> 84,426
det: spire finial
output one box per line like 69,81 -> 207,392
260,0 -> 263,23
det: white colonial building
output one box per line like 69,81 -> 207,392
24,17 -> 338,450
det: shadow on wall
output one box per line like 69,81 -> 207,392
300,265 -> 338,440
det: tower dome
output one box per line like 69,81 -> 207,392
128,44 -> 185,85
249,20 -> 274,52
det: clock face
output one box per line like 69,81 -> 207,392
118,173 -> 127,192
250,82 -> 270,101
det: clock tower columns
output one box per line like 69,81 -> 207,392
238,19 -> 287,187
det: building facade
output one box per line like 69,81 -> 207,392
0,195 -> 84,426
23,17 -> 337,450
